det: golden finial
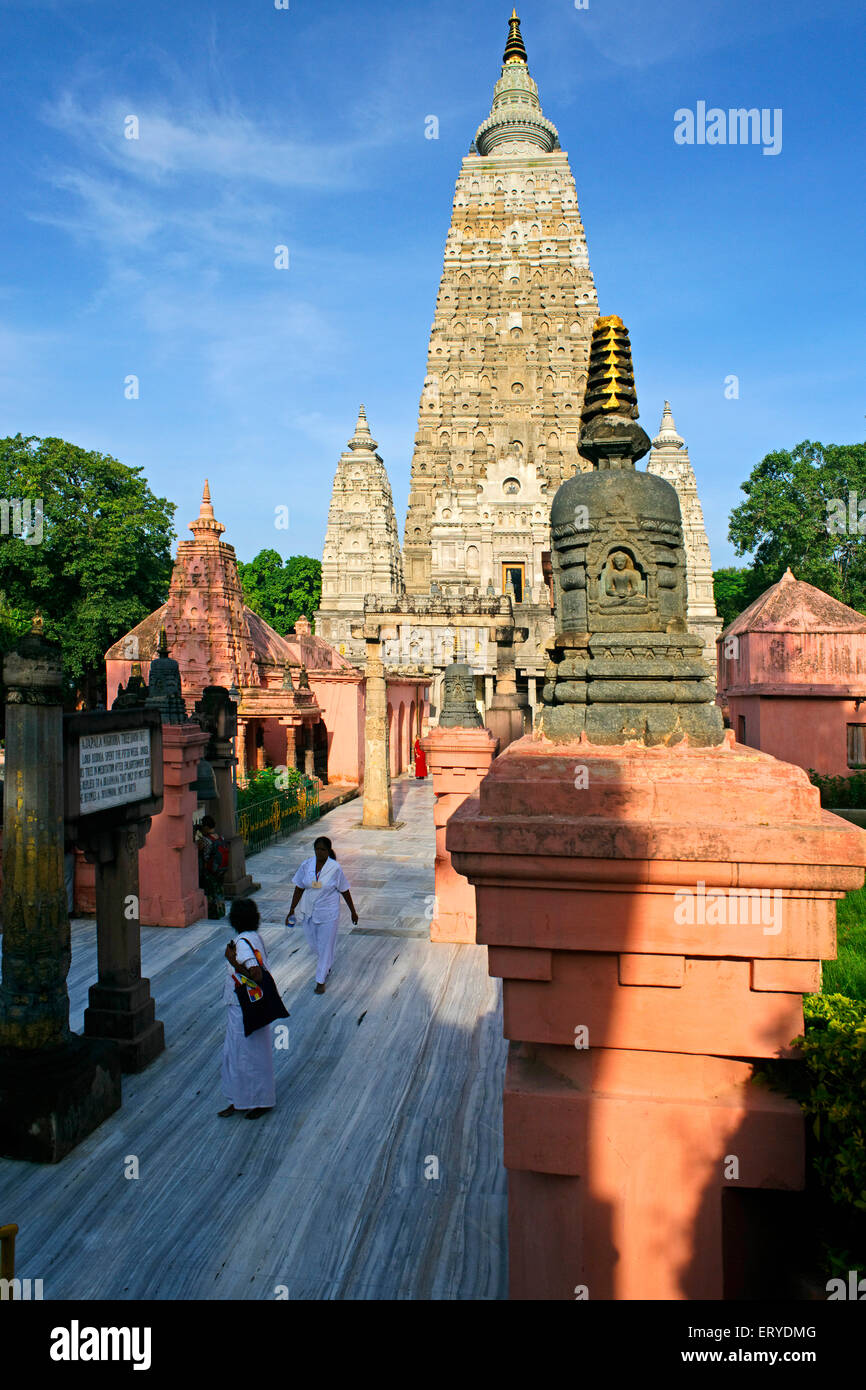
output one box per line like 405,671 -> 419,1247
504,9 -> 528,65
580,315 -> 639,425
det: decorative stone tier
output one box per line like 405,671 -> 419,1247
447,730 -> 866,1299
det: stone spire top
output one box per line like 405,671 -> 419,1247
189,479 -> 226,540
504,10 -> 528,65
652,401 -> 685,451
475,11 -> 559,154
348,404 -> 378,453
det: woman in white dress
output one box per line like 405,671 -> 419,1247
219,898 -> 276,1119
286,836 -> 358,993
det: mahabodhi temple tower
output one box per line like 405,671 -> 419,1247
317,12 -> 721,714
402,8 -> 598,599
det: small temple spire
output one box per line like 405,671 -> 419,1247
653,400 -> 685,451
189,478 -> 226,539
349,403 -> 378,452
504,10 -> 528,65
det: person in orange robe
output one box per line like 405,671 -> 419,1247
414,737 -> 428,779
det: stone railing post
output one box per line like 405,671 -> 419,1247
448,735 -> 866,1299
422,725 -> 498,942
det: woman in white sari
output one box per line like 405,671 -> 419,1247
219,898 -> 276,1119
286,836 -> 358,993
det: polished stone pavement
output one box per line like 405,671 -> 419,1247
0,777 -> 508,1300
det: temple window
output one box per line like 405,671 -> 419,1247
847,724 -> 866,767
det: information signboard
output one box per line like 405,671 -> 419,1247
79,728 -> 152,814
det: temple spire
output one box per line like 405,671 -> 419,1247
653,401 -> 685,451
349,403 -> 378,452
475,11 -> 558,155
189,478 -> 226,539
504,10 -> 528,65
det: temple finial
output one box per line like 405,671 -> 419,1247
652,400 -> 685,451
189,478 -> 226,538
157,626 -> 169,658
504,10 -> 528,65
349,403 -> 378,452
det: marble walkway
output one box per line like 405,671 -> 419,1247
0,778 -> 508,1300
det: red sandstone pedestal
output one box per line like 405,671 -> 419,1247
448,730 -> 866,1300
139,723 -> 209,927
422,726 -> 498,943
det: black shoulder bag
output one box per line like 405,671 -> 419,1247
233,937 -> 290,1037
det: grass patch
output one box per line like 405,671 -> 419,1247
825,885 -> 866,1001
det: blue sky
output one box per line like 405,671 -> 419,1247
0,0 -> 863,570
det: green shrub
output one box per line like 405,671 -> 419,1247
237,766 -> 303,809
809,769 -> 866,807
786,994 -> 866,1212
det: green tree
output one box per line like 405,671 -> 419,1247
0,435 -> 176,704
712,566 -> 766,628
238,550 -> 321,635
727,440 -> 866,611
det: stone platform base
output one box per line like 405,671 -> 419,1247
0,1035 -> 122,1163
84,980 -> 165,1074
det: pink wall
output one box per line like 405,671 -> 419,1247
263,719 -> 290,770
727,694 -> 861,778
309,676 -> 363,785
720,630 -> 866,692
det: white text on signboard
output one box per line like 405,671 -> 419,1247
79,730 -> 152,814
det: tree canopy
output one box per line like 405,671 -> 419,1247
712,566 -> 767,629
0,435 -> 175,702
237,550 -> 322,635
726,440 -> 866,614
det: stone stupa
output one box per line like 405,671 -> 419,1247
538,314 -> 724,746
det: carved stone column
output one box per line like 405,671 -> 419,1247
353,624 -> 396,829
82,820 -> 165,1073
0,622 -> 122,1162
485,624 -> 529,752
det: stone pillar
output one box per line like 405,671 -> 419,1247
211,741 -> 253,900
484,674 -> 494,709
422,725 -> 498,943
138,723 -> 209,927
356,626 -> 395,829
282,721 -> 295,771
236,719 -> 247,782
485,624 -> 529,752
82,821 -> 165,1073
0,623 -> 121,1162
527,676 -> 537,725
448,734 -> 866,1300
193,686 -> 254,900
304,723 -> 316,778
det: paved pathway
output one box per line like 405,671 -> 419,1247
0,778 -> 508,1300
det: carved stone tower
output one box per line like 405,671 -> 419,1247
402,10 -> 599,599
316,405 -> 405,660
646,401 -> 722,669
